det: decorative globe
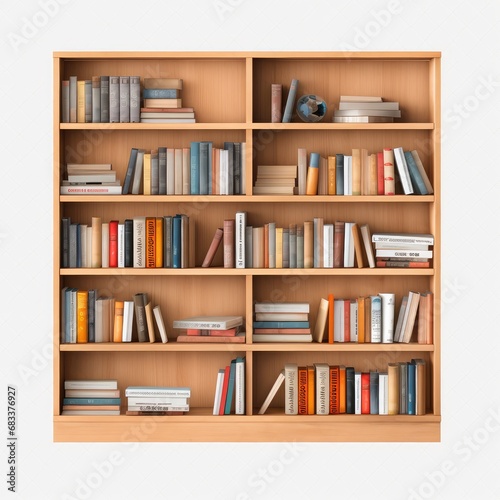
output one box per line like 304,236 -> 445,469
296,94 -> 327,122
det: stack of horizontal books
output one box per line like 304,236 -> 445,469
333,96 -> 401,123
125,386 -> 190,415
173,315 -> 245,343
62,379 -> 120,415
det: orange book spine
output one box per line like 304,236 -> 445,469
146,217 -> 156,268
76,290 -> 88,343
305,152 -> 320,195
155,218 -> 163,268
113,300 -> 124,342
108,220 -> 118,268
307,366 -> 315,414
357,296 -> 366,343
298,367 -> 308,415
339,366 -> 346,413
201,227 -> 223,268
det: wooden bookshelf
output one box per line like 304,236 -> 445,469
53,51 -> 441,442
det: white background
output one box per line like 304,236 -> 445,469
1,0 -> 499,499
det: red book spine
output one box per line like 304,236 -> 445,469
361,372 -> 370,414
223,219 -> 235,268
108,220 -> 118,268
298,367 -> 308,415
377,151 -> 384,195
219,365 -> 231,415
329,366 -> 339,414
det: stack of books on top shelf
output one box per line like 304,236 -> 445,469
253,165 -> 298,195
258,360 -> 427,416
372,232 -> 434,269
140,78 -> 196,124
62,380 -> 121,415
125,386 -> 190,415
213,357 -> 245,415
253,302 -> 312,342
61,163 -> 122,195
333,96 -> 401,123
173,316 -> 245,343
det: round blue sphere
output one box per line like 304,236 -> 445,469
296,94 -> 327,122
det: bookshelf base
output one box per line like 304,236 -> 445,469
54,415 -> 440,442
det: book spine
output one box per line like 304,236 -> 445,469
91,76 -> 100,123
379,293 -> 395,343
282,78 -> 298,123
201,227 -> 223,268
305,152 -> 320,195
100,76 -> 109,122
129,76 -> 140,123
297,147 -> 307,195
298,367 -> 308,415
271,83 -> 282,123
133,217 -> 146,268
370,295 -> 382,343
223,219 -> 235,268
119,76 -> 130,122
370,371 -> 379,415
190,142 -> 200,195
284,364 -> 298,415
143,88 -> 180,98
315,364 -> 329,415
361,372 -> 370,414
109,76 -> 120,123
346,366 -> 355,414
84,80 -> 92,123
235,212 -> 246,269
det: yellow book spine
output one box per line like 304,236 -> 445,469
77,290 -> 88,343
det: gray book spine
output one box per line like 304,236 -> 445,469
129,76 -> 141,123
245,226 -> 253,268
163,216 -> 173,268
61,81 -> 70,123
268,222 -> 276,269
158,147 -> 167,195
282,228 -> 289,268
131,149 -> 145,195
109,76 -> 120,123
87,289 -> 96,342
100,76 -> 109,122
289,224 -> 297,268
91,77 -> 101,123
69,76 -> 77,123
84,80 -> 92,123
150,149 -> 159,195
119,76 -> 130,123
224,142 -> 234,195
296,225 -> 304,268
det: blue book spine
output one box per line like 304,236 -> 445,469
143,89 -> 179,98
224,359 -> 237,414
407,362 -> 416,415
199,142 -> 209,195
282,78 -> 299,123
190,142 -> 200,195
404,151 -> 428,195
122,148 -> 138,194
172,215 -> 182,268
253,321 -> 310,329
224,142 -> 234,195
63,398 -> 121,405
87,289 -> 96,343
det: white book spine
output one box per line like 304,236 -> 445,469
370,295 -> 382,343
355,372 -> 362,414
323,224 -> 334,268
166,149 -> 175,195
133,217 -> 146,268
235,358 -> 245,414
235,212 -> 246,269
393,147 -> 414,194
101,223 -> 109,268
350,299 -> 358,342
213,369 -> 225,415
268,222 -> 276,269
297,147 -> 307,195
315,364 -> 329,415
379,293 -> 395,343
117,223 -> 125,268
334,299 -> 343,342
378,373 -> 389,415
284,363 -> 298,415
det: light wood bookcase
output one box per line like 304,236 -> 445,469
53,51 -> 441,442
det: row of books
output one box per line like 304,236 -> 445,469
62,379 -> 121,415
61,76 -> 188,124
61,289 -> 167,344
312,291 -> 433,345
125,386 -> 190,415
61,214 -> 194,269
301,147 -> 433,196
213,357 -> 245,415
259,360 -> 426,416
205,213 -> 433,270
253,302 -> 312,342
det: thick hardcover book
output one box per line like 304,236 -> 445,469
298,366 -> 308,415
108,220 -> 119,268
61,80 -> 70,122
329,365 -> 340,414
252,333 -> 312,342
410,150 -> 433,194
407,362 -> 416,415
253,321 -> 309,329
77,80 -> 85,122
190,142 -> 200,194
314,363 -> 329,415
69,75 -> 77,122
63,398 -> 121,406
109,76 -> 120,123
99,76 -> 109,123
255,302 -> 309,313
91,76 -> 100,123
143,88 -> 180,98
370,295 -> 382,343
399,362 -> 408,414
404,150 -> 428,195
393,147 -> 414,194
125,386 -> 190,397
177,334 -> 245,343
379,293 -> 395,343
313,298 -> 329,343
